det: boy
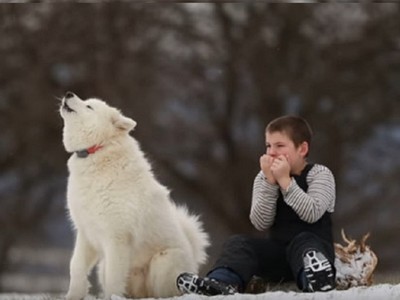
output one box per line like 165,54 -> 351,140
176,115 -> 336,295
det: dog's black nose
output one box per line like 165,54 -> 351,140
65,91 -> 75,99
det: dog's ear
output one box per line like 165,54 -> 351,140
113,114 -> 137,132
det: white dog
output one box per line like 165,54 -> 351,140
59,92 -> 209,299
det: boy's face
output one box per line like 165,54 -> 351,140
265,130 -> 308,168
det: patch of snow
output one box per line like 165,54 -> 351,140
3,284 -> 400,300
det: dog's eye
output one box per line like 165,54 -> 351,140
87,105 -> 94,110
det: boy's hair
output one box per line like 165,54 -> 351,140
266,115 -> 313,148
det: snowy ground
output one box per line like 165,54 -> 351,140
2,284 -> 400,300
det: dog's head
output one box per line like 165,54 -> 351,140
59,92 -> 136,153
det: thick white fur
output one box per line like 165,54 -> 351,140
60,94 -> 209,299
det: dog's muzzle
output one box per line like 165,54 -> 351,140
61,92 -> 77,113
62,100 -> 75,113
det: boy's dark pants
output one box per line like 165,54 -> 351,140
210,231 -> 335,288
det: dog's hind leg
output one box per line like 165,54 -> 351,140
147,248 -> 196,297
66,232 -> 98,300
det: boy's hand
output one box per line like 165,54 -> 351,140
270,155 -> 291,190
260,154 -> 277,184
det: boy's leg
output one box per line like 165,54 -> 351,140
177,234 -> 292,295
286,232 -> 336,292
211,234 -> 293,284
177,234 -> 249,295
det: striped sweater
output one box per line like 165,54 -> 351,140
250,163 -> 335,232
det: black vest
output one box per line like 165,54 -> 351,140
270,164 -> 333,245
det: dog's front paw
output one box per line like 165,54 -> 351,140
66,276 -> 90,300
66,288 -> 86,300
66,294 -> 80,300
104,291 -> 124,300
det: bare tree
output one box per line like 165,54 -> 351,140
0,2 -> 399,291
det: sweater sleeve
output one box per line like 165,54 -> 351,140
282,164 -> 336,223
250,171 -> 280,231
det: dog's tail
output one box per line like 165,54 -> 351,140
175,205 -> 210,266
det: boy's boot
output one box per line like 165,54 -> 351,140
302,250 -> 335,292
177,272 -> 238,296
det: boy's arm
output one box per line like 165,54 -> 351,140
250,171 -> 280,231
282,164 -> 335,223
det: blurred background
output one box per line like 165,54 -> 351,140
0,2 -> 399,293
